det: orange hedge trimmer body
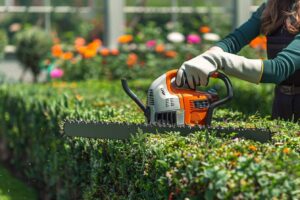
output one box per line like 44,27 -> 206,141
132,70 -> 232,126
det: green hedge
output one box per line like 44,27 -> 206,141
0,80 -> 299,199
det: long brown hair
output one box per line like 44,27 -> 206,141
261,0 -> 300,35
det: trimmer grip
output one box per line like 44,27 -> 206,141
209,72 -> 233,103
206,72 -> 233,125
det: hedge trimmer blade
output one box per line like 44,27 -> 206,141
63,121 -> 272,143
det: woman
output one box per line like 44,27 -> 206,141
176,0 -> 300,122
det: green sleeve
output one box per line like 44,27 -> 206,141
215,3 -> 265,53
261,34 -> 300,84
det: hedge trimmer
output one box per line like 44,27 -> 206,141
64,70 -> 272,142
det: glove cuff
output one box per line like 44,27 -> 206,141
203,51 -> 263,84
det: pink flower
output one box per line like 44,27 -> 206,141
187,34 -> 201,44
50,68 -> 64,79
146,40 -> 157,48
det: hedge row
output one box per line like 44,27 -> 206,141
0,79 -> 299,199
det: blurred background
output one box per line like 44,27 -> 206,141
0,0 -> 265,83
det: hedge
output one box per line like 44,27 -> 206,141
0,79 -> 299,199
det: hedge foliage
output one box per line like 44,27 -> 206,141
0,79 -> 299,199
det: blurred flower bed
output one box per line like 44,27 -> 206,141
42,22 -> 267,81
46,24 -> 217,81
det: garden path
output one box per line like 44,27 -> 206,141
0,58 -> 46,83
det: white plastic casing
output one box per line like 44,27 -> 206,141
147,73 -> 185,125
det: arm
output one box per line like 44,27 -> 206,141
214,3 -> 266,54
177,2 -> 300,87
177,39 -> 300,87
262,34 -> 300,84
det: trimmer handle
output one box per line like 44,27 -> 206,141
205,71 -> 233,125
121,79 -> 151,122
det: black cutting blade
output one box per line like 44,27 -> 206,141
63,121 -> 272,143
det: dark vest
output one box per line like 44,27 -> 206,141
267,27 -> 300,86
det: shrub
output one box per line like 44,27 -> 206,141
0,79 -> 299,199
14,27 -> 52,82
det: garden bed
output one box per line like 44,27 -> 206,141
0,79 -> 299,199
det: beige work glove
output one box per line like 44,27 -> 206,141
176,50 -> 263,89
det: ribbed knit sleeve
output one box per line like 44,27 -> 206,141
261,34 -> 300,83
215,3 -> 265,54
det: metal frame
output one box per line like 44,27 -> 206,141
0,5 -> 258,14
0,6 -> 92,13
233,0 -> 252,28
103,0 -> 125,49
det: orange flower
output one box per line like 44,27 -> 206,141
91,39 -> 102,48
250,37 -> 261,48
126,53 -> 138,67
155,44 -> 165,53
165,50 -> 177,58
51,44 -> 63,57
283,148 -> 290,154
61,52 -> 73,60
100,48 -> 110,56
83,49 -> 97,59
249,35 -> 267,50
233,152 -> 241,157
76,39 -> 101,59
75,94 -> 84,101
118,34 -> 133,44
87,42 -> 99,51
75,37 -> 86,47
248,145 -> 257,151
199,26 -> 211,33
110,49 -> 119,56
76,45 -> 85,54
88,39 -> 102,49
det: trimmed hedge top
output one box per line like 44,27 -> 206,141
0,79 -> 299,199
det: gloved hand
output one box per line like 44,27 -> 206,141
175,47 -> 223,89
176,49 -> 263,88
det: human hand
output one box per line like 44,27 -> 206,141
175,50 -> 220,89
